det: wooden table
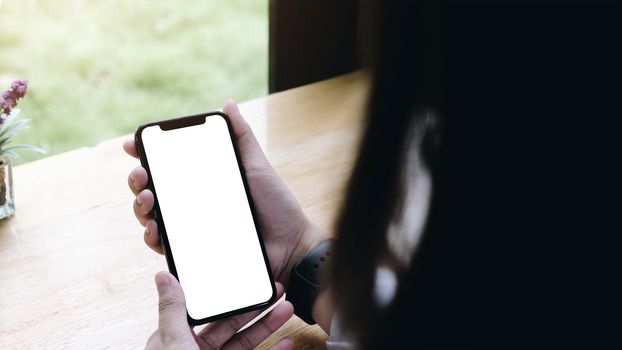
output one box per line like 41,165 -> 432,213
0,72 -> 368,349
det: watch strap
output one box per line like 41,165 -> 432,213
286,239 -> 333,324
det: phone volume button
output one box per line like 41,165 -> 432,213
153,211 -> 159,220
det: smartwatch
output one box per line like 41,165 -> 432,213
285,239 -> 334,325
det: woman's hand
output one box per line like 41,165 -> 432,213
146,271 -> 294,350
124,100 -> 329,287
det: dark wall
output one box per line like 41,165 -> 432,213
269,0 -> 360,93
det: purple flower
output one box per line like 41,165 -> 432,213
11,80 -> 27,97
0,80 -> 28,116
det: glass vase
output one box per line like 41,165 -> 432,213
0,155 -> 15,220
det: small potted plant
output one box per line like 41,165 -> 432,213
0,80 -> 46,219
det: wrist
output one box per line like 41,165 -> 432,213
284,222 -> 330,287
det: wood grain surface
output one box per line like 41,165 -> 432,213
0,71 -> 368,349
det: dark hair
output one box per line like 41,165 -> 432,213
329,0 -> 441,342
329,0 -> 617,348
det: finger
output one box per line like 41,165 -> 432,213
133,189 -> 155,226
123,138 -> 139,158
223,100 -> 270,172
220,301 -> 294,350
268,337 -> 294,350
155,271 -> 189,336
144,219 -> 163,254
198,282 -> 285,349
128,166 -> 149,196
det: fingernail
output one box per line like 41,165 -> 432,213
145,226 -> 150,236
280,336 -> 294,347
136,195 -> 142,206
129,172 -> 135,183
155,272 -> 170,288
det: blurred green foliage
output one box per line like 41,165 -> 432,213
0,0 -> 267,164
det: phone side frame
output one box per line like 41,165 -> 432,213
134,111 -> 277,326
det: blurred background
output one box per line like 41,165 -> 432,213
0,0 -> 267,164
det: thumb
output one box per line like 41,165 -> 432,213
155,271 -> 189,333
223,100 -> 271,172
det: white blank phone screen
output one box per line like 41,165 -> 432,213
140,115 -> 273,320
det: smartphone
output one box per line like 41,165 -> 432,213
134,111 -> 276,325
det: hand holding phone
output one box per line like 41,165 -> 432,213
125,102 -> 331,327
135,111 -> 276,325
145,271 -> 294,350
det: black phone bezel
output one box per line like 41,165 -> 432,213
134,111 -> 277,326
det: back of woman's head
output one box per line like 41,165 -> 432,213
329,0 -> 617,348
